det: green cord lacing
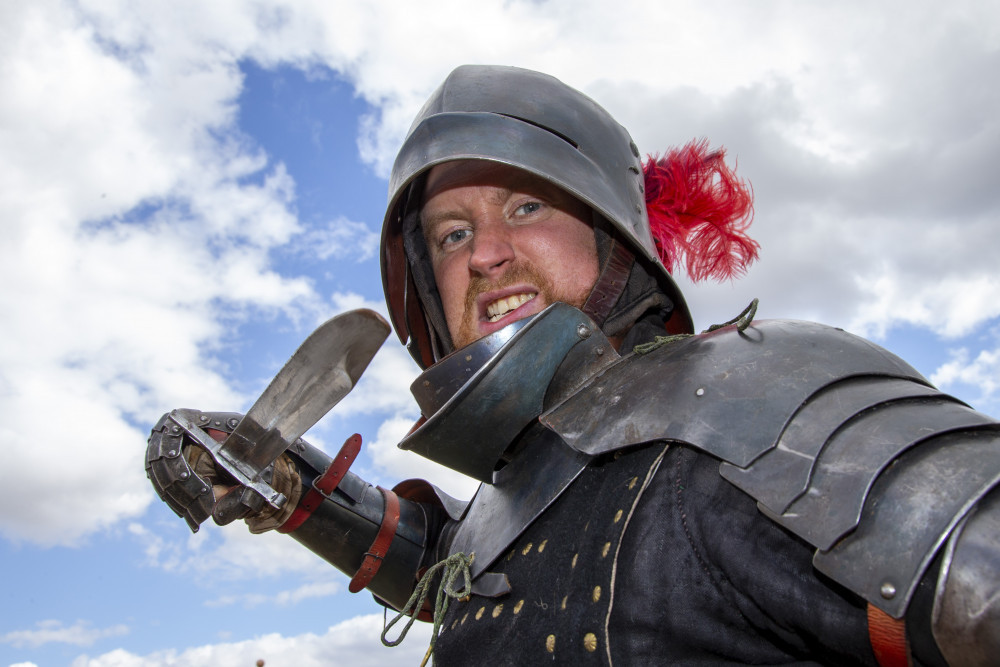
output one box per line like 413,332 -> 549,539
382,551 -> 475,666
633,298 -> 759,355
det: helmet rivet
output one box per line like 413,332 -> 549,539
880,582 -> 897,599
228,417 -> 239,428
695,388 -> 706,397
167,449 -> 176,457
576,324 -> 592,339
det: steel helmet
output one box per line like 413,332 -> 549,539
380,65 -> 693,368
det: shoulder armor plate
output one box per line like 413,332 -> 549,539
541,319 -> 1000,617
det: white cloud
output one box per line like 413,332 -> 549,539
69,614 -> 432,667
932,345 -> 1000,410
294,217 -> 380,262
205,580 -> 342,609
2,0 -> 999,554
366,413 -> 481,501
2,620 -> 129,649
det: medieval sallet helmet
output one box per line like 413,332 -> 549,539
380,65 -> 755,368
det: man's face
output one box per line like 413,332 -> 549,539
420,161 -> 600,349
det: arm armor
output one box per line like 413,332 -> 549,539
279,432 -> 458,610
542,320 -> 1000,629
147,409 -> 456,611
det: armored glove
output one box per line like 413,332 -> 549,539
146,410 -> 302,533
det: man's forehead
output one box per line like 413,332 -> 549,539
422,160 -> 555,204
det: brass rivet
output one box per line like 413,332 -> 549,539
451,619 -> 458,630
613,509 -> 623,523
538,539 -> 547,553
592,586 -> 602,603
475,607 -> 485,620
513,600 -> 524,614
492,604 -> 503,618
560,595 -> 568,610
461,612 -> 468,625
546,634 -> 556,653
601,542 -> 611,558
571,553 -> 578,569
583,632 -> 598,652
522,542 -> 533,556
628,476 -> 638,490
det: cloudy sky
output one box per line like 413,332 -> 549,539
2,0 -> 999,665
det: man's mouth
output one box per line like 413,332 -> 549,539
485,292 -> 537,322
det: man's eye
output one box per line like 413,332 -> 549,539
514,201 -> 543,216
441,229 -> 471,247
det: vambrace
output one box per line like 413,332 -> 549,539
278,435 -> 452,611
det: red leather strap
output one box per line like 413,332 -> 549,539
582,240 -> 634,327
867,603 -> 911,667
348,486 -> 401,593
277,434 -> 362,534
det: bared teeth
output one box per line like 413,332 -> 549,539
486,293 -> 536,322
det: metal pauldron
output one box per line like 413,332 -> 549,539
540,319 -> 1000,619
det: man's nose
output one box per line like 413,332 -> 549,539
467,220 -> 515,276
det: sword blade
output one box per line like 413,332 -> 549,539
218,308 -> 390,478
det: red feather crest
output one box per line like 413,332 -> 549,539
644,139 -> 758,282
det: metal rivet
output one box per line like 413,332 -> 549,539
228,418 -> 238,428
595,347 -> 605,356
880,582 -> 897,599
576,324 -> 591,339
214,420 -> 221,426
199,414 -> 208,422
180,472 -> 189,479
583,632 -> 598,652
201,487 -> 209,494
695,388 -> 706,397
167,449 -> 176,457
171,426 -> 180,433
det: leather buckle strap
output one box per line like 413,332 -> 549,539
867,603 -> 911,667
277,434 -> 362,534
582,240 -> 634,327
349,486 -> 401,593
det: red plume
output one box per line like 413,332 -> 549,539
644,140 -> 758,282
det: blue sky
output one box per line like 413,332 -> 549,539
2,1 -> 1000,665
